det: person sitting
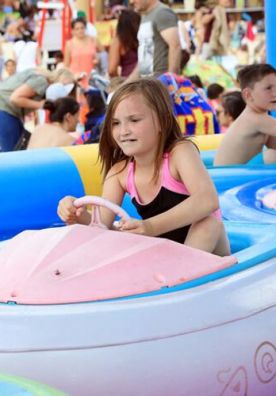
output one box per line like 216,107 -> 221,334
28,97 -> 80,149
74,88 -> 106,145
216,90 -> 246,131
188,74 -> 208,100
214,63 -> 276,166
58,78 -> 230,256
207,82 -> 225,111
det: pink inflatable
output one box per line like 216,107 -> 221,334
0,196 -> 237,305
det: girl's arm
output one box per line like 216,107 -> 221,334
108,36 -> 121,77
10,84 -> 44,110
100,162 -> 126,228
58,163 -> 125,228
120,142 -> 219,236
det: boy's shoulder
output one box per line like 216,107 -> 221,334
232,106 -> 265,125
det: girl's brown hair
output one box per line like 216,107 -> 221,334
99,78 -> 188,178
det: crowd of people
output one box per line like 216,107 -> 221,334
0,0 -> 274,253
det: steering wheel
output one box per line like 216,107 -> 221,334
74,196 -> 130,228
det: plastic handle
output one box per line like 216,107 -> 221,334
74,195 -> 130,228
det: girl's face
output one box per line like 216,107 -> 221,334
111,93 -> 161,160
217,104 -> 233,128
72,22 -> 86,39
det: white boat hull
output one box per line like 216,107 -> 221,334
0,257 -> 275,396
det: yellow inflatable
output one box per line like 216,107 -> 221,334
192,134 -> 223,151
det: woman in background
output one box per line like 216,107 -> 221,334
64,17 -> 103,87
108,9 -> 140,78
28,97 -> 80,149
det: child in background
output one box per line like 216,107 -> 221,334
28,97 -> 80,149
216,91 -> 246,132
54,50 -> 65,70
207,82 -> 225,111
58,78 -> 230,256
2,59 -> 16,79
74,88 -> 106,144
214,64 -> 276,166
188,74 -> 208,100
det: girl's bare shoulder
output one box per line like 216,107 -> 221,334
170,139 -> 198,157
107,160 -> 129,186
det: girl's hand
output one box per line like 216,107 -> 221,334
57,196 -> 89,225
117,218 -> 154,237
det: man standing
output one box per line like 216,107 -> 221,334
128,0 -> 181,79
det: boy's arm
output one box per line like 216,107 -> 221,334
258,113 -> 276,137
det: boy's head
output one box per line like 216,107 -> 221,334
217,91 -> 245,128
207,83 -> 224,100
237,64 -> 276,90
237,64 -> 276,111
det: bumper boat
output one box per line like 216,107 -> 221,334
0,146 -> 275,396
0,373 -> 67,396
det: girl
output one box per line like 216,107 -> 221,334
28,97 -> 80,149
58,78 -> 230,256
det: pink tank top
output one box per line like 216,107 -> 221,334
127,152 -> 221,217
127,153 -> 189,203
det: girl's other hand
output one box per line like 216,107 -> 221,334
117,218 -> 153,237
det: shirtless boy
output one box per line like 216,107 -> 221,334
214,64 -> 276,166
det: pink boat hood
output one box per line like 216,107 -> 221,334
0,196 -> 237,305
